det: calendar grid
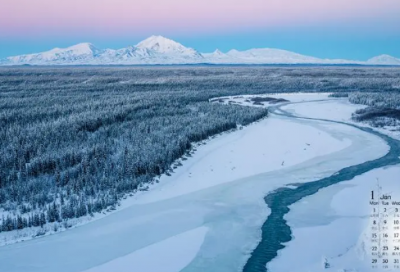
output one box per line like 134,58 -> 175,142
369,180 -> 400,270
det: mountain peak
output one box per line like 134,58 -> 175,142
367,54 -> 400,65
371,54 -> 393,58
213,49 -> 224,55
44,43 -> 99,57
137,36 -> 182,52
64,43 -> 99,55
136,35 -> 200,56
227,49 -> 240,55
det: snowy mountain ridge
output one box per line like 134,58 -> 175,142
1,35 -> 399,65
366,54 -> 400,65
136,35 -> 202,58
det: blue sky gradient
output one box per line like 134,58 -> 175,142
1,2 -> 399,60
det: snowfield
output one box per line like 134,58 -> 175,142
134,116 -> 351,205
0,93 -> 395,272
283,98 -> 400,140
284,99 -> 367,121
83,227 -> 209,272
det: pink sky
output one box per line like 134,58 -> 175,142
1,0 -> 400,37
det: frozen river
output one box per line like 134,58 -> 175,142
244,101 -> 400,271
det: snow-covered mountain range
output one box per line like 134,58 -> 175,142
1,35 -> 399,66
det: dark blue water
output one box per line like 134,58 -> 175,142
243,103 -> 400,272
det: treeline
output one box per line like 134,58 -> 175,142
349,92 -> 400,109
1,66 -> 399,233
348,92 -> 400,128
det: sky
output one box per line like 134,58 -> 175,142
0,0 -> 399,60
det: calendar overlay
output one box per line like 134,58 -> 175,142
369,183 -> 400,270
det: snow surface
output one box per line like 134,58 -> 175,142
134,116 -> 351,204
83,227 -> 208,272
217,92 -> 332,104
2,36 -> 399,65
0,94 -> 391,272
283,98 -> 400,140
284,99 -> 367,123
